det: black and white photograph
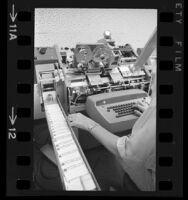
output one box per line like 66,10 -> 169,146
33,8 -> 157,191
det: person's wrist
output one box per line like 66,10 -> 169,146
87,121 -> 99,133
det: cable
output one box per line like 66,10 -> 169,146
74,93 -> 83,104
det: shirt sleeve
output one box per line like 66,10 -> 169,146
145,151 -> 156,189
116,107 -> 156,191
116,135 -> 156,191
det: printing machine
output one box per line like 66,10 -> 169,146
33,30 -> 156,190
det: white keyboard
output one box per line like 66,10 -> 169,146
43,92 -> 98,190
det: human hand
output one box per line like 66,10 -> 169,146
132,101 -> 148,117
68,113 -> 96,131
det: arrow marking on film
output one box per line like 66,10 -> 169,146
9,107 -> 17,125
9,4 -> 17,22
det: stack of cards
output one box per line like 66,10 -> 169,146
44,99 -> 96,190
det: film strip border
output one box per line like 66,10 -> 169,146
7,1 -> 33,196
157,1 -> 184,196
6,0 -> 183,196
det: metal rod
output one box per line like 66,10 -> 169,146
131,27 -> 157,72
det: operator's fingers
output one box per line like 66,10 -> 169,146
68,115 -> 78,127
132,103 -> 144,111
137,101 -> 144,106
69,121 -> 76,127
134,110 -> 142,117
68,114 -> 77,123
132,103 -> 138,109
136,104 -> 145,113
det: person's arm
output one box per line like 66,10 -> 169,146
68,101 -> 148,157
68,113 -> 119,157
89,123 -> 120,157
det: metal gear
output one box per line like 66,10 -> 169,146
75,45 -> 92,64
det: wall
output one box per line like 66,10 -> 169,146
35,8 -> 157,50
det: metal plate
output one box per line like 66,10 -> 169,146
93,45 -> 114,63
75,45 -> 93,64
